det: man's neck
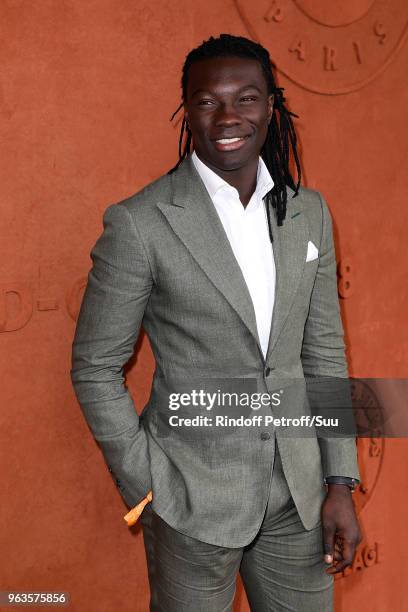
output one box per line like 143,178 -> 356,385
194,151 -> 259,208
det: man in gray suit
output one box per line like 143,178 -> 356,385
71,34 -> 361,611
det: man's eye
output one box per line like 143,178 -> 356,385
197,100 -> 214,106
241,96 -> 257,102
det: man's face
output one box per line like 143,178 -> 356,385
184,56 -> 273,173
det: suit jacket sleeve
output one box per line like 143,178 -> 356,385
301,192 -> 360,482
70,202 -> 153,508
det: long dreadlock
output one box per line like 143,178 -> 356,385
167,34 -> 302,242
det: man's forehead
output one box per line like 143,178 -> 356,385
187,57 -> 266,92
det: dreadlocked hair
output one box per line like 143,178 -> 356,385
167,33 -> 302,239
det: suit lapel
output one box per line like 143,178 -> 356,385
157,155 -> 262,352
265,192 -> 309,361
157,154 -> 309,363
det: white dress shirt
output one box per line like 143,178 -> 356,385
191,150 -> 276,358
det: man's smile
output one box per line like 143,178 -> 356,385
212,134 -> 252,152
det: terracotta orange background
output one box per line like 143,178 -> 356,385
1,1 -> 407,610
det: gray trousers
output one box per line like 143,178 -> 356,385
140,444 -> 333,611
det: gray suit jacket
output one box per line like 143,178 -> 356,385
70,153 -> 360,547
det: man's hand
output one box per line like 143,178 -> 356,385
321,485 -> 362,574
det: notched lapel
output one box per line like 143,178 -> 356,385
157,155 -> 262,354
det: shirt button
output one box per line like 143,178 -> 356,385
260,432 -> 271,441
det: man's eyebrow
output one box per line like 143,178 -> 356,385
190,84 -> 264,98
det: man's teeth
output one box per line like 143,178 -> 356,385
216,137 -> 245,143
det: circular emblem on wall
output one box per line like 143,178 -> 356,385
351,379 -> 385,514
234,0 -> 408,94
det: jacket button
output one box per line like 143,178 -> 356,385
264,367 -> 271,376
260,432 -> 271,441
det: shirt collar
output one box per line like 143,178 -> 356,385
191,149 -> 274,204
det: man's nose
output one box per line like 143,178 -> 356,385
214,102 -> 242,126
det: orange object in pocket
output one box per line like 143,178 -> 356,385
123,490 -> 153,526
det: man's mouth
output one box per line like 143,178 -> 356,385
213,135 -> 251,152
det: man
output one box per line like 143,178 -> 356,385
71,34 -> 361,611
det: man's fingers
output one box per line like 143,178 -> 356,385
326,539 -> 358,574
323,523 -> 336,563
326,557 -> 353,574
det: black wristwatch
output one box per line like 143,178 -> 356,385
323,476 -> 359,493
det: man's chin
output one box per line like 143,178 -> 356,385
197,148 -> 259,173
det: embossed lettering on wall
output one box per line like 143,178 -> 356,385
67,277 -> 88,322
338,258 -> 353,299
0,279 -> 87,331
340,541 -> 381,578
234,0 -> 408,94
0,284 -> 33,332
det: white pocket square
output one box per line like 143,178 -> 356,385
306,240 -> 319,262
